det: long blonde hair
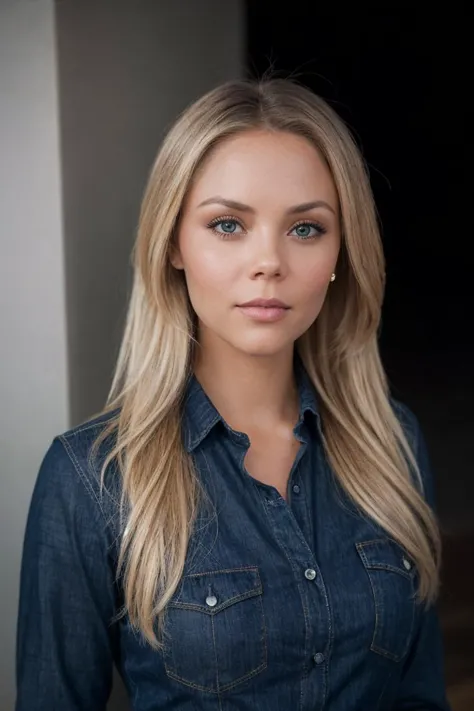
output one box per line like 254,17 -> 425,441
91,78 -> 441,648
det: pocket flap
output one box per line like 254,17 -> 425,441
356,538 -> 415,578
169,567 -> 262,614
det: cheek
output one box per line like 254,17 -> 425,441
292,261 -> 334,330
183,246 -> 236,298
298,261 -> 333,300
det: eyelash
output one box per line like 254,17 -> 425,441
206,215 -> 328,241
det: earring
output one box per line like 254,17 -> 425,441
330,273 -> 336,282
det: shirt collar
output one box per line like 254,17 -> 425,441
182,354 -> 320,453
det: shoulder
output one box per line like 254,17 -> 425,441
33,409 -> 122,539
60,407 -> 120,444
391,398 -> 420,444
57,408 -> 121,489
390,398 -> 436,508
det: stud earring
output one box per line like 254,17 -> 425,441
330,273 -> 336,282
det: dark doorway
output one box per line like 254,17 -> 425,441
246,3 -> 472,707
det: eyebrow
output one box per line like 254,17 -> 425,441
197,196 -> 336,216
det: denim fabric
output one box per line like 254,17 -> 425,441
16,359 -> 451,710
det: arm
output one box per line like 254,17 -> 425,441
395,604 -> 450,710
394,410 -> 451,710
15,438 -> 119,711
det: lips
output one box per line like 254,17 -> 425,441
238,298 -> 290,309
236,299 -> 290,323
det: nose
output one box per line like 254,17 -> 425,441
249,233 -> 286,280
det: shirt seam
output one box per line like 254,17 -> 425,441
58,434 -> 111,530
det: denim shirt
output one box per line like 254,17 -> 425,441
16,361 -> 450,711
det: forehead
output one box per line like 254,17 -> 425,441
186,129 -> 338,208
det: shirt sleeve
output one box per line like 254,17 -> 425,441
394,411 -> 451,710
15,437 -> 119,711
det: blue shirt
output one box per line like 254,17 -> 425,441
16,359 -> 451,710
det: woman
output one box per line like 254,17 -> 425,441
16,78 -> 450,710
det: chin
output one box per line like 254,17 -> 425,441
230,335 -> 295,358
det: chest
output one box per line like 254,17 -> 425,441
243,431 -> 302,500
120,440 -> 420,708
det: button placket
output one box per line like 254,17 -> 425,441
259,464 -> 331,707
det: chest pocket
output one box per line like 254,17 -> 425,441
356,538 -> 418,662
163,567 -> 267,693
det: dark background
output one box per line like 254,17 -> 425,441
246,2 -> 472,704
246,2 -> 468,357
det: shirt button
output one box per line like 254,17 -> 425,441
402,557 -> 412,571
304,568 -> 317,581
292,484 -> 301,494
313,652 -> 325,665
205,595 -> 217,607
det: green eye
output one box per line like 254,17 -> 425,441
291,221 -> 327,241
219,221 -> 238,233
295,224 -> 313,238
207,216 -> 244,239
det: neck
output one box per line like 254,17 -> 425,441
193,340 -> 299,434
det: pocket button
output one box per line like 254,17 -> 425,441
402,557 -> 412,571
206,595 -> 218,607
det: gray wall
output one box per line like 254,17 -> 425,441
0,2 -> 69,708
56,0 -> 244,426
0,0 -> 243,709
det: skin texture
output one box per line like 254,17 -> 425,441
172,129 -> 340,444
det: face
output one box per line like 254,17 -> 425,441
172,129 -> 341,360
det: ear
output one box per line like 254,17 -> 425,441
169,244 -> 184,270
